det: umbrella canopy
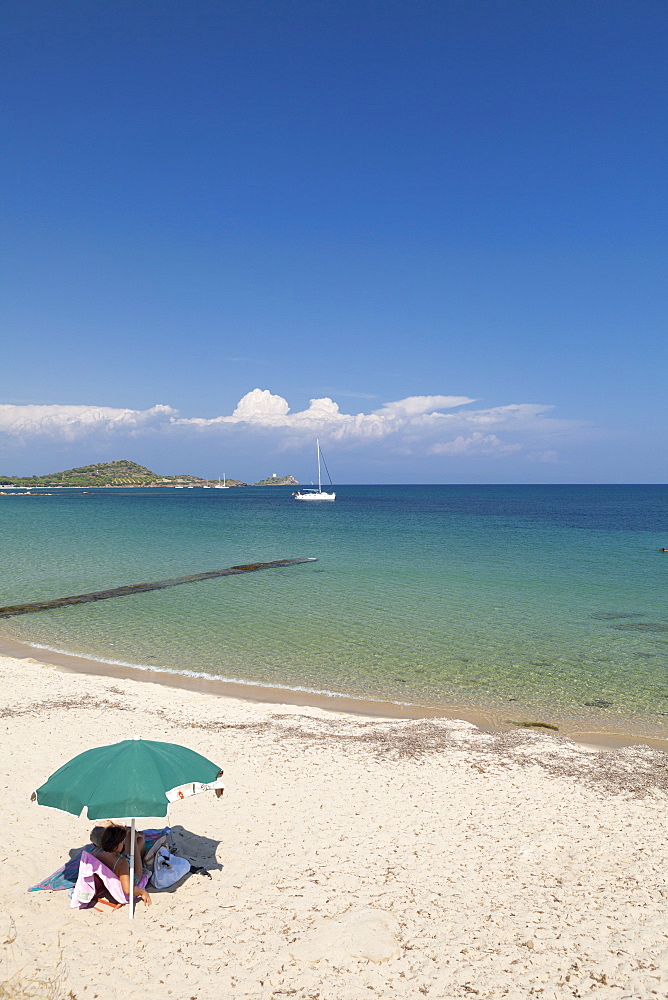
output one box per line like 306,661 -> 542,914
35,738 -> 223,820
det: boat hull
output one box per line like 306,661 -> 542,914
293,492 -> 336,501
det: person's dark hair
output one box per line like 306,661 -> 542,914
99,825 -> 126,853
89,826 -> 104,848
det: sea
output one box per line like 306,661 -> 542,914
1,484 -> 667,734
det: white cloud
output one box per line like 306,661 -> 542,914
177,389 -> 477,442
459,403 -> 576,433
233,388 -> 291,422
0,389 -> 585,460
0,403 -> 176,441
373,395 -> 476,418
429,433 -> 522,456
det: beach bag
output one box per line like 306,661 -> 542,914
150,848 -> 191,889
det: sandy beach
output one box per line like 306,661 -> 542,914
2,651 -> 668,1000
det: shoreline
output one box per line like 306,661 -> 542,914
2,631 -> 666,752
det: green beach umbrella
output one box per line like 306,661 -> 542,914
34,737 -> 224,919
35,737 -> 223,820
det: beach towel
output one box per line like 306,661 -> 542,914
69,851 -> 150,909
28,828 -> 169,892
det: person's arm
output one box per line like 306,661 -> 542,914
116,859 -> 152,907
134,885 -> 152,906
123,827 -> 145,880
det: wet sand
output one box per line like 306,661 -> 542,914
1,632 -> 666,751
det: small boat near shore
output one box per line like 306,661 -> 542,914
293,440 -> 335,502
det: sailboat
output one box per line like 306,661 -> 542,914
293,440 -> 335,501
215,474 -> 230,489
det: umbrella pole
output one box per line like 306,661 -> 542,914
129,817 -> 135,920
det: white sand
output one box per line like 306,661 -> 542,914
1,652 -> 667,1000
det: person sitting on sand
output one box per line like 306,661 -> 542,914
89,824 -> 152,907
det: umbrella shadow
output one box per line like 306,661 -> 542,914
64,825 -> 220,863
169,824 -> 221,866
67,841 -> 94,861
148,824 -> 223,895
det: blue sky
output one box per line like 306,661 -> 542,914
1,0 -> 666,483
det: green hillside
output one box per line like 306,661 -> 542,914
0,460 -> 247,488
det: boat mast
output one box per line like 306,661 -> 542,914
317,439 -> 322,492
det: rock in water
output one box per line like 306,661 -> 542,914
253,474 -> 300,486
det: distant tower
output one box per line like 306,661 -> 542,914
272,473 -> 277,478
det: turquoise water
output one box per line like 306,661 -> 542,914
1,485 -> 667,728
